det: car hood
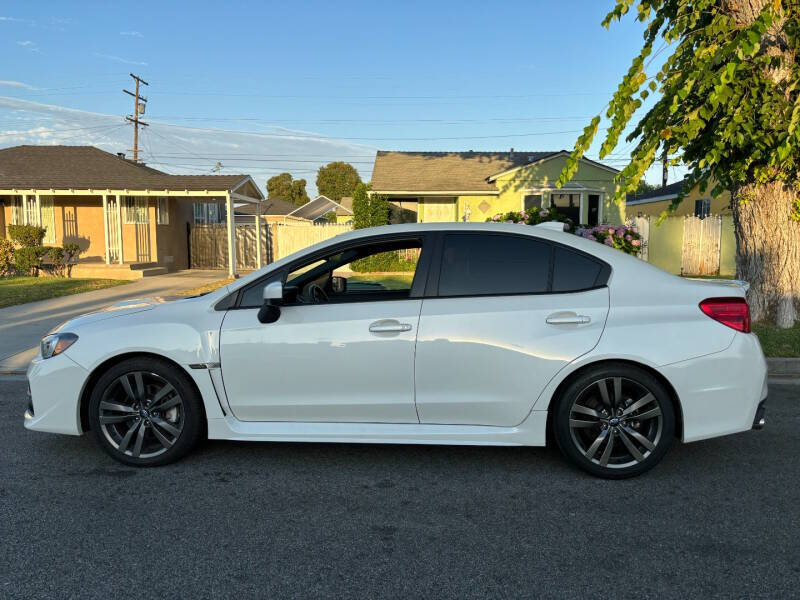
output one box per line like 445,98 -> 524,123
50,297 -> 171,333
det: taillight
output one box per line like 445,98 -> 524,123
699,297 -> 751,333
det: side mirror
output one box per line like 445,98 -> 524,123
257,281 -> 283,324
331,275 -> 347,294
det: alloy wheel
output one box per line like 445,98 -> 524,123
568,376 -> 663,469
98,371 -> 184,459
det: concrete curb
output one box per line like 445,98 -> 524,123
766,358 -> 800,378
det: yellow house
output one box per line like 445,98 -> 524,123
370,150 -> 624,226
626,179 -> 731,218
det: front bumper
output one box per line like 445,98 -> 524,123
24,351 -> 89,436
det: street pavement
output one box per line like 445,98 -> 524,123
0,270 -> 224,374
0,379 -> 798,599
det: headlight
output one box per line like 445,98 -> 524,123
40,333 -> 78,359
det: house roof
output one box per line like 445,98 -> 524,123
626,179 -> 687,204
288,195 -> 353,221
235,197 -> 298,216
0,145 -> 259,195
370,150 -> 561,193
336,196 -> 353,216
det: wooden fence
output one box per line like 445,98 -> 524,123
632,214 -> 733,276
680,215 -> 721,276
271,223 -> 352,262
189,222 -> 351,270
189,224 -> 270,270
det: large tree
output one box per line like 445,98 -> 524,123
266,172 -> 309,206
316,162 -> 363,202
559,0 -> 800,327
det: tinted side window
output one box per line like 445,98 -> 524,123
552,247 -> 602,292
438,234 -> 550,296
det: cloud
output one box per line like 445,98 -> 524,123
16,39 -> 41,52
0,96 -> 377,194
94,52 -> 147,66
0,16 -> 26,22
0,80 -> 37,90
120,30 -> 143,37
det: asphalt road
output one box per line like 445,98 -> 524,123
1,380 -> 799,599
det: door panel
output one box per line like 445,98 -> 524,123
220,300 -> 422,423
414,288 -> 609,426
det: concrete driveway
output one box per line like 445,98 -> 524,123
0,270 -> 225,374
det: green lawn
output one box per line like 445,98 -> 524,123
752,323 -> 800,358
0,276 -> 131,309
347,272 -> 415,290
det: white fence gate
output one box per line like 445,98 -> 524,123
681,215 -> 721,276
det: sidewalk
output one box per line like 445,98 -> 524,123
0,270 -> 224,374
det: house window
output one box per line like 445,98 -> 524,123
694,198 -> 711,219
549,193 -> 581,223
523,194 -> 542,211
124,197 -> 149,224
192,201 -> 226,225
157,197 -> 169,225
11,196 -> 39,226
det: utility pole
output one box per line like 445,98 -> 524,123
124,73 -> 149,163
214,161 -> 223,173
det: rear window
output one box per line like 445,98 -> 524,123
552,247 -> 603,292
438,234 -> 550,296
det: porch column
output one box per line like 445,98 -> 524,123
116,195 -> 124,264
34,192 -> 41,226
254,206 -> 263,269
101,194 -> 110,264
225,193 -> 237,277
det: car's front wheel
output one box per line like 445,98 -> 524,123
553,363 -> 675,479
88,357 -> 203,467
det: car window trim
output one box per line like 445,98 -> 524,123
228,232 -> 433,310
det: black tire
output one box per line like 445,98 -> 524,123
88,357 -> 203,467
553,363 -> 675,479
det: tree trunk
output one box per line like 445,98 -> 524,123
724,0 -> 798,327
732,181 -> 800,328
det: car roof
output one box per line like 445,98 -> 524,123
217,222 -> 669,298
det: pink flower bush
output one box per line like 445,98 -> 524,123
487,208 -> 643,256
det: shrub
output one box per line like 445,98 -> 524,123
7,224 -> 47,247
14,246 -> 49,276
574,224 -> 642,256
0,239 -> 14,277
487,207 -> 643,256
487,206 -> 574,230
41,243 -> 84,277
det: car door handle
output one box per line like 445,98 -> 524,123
369,320 -> 412,333
546,313 -> 591,325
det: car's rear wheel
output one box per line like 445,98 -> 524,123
88,357 -> 203,467
553,363 -> 675,479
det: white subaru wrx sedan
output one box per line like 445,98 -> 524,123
24,223 -> 768,478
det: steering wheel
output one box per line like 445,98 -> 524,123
305,283 -> 329,304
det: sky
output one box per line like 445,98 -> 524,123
0,1 -> 676,195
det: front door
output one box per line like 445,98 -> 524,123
414,232 -> 610,426
588,194 -> 600,226
219,236 -> 429,423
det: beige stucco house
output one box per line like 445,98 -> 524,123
0,145 -> 263,277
